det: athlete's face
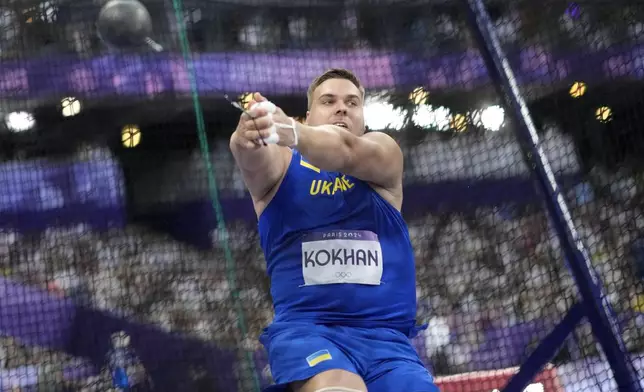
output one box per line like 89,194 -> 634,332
306,78 -> 365,136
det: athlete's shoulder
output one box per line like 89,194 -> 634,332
361,131 -> 402,152
361,130 -> 398,143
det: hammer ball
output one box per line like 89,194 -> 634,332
97,0 -> 153,48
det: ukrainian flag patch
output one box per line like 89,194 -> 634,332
306,349 -> 332,367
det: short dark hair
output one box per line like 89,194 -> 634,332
307,68 -> 366,109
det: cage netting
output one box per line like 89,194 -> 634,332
0,0 -> 643,391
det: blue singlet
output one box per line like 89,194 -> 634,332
257,149 -> 436,392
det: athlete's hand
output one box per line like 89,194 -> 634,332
242,93 -> 297,147
231,92 -> 266,149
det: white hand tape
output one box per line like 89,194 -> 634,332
262,131 -> 280,144
249,101 -> 276,116
249,101 -> 279,144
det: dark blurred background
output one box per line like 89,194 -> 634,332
0,0 -> 643,391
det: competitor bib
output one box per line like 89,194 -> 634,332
301,230 -> 383,286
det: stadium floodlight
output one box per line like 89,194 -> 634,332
450,114 -> 467,132
569,81 -> 587,98
239,93 -> 253,110
122,124 -> 141,148
61,97 -> 81,117
412,105 -> 451,131
5,111 -> 35,132
596,106 -> 612,123
473,105 -> 505,132
409,87 -> 429,105
363,96 -> 406,132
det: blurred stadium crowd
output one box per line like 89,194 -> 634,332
1,0 -> 644,389
0,126 -> 643,391
1,0 -> 643,62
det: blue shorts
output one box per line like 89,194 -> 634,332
259,322 -> 438,392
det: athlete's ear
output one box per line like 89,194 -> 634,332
305,111 -> 310,124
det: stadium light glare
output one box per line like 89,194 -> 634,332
239,92 -> 253,110
122,125 -> 141,148
363,97 -> 406,131
61,97 -> 81,117
424,316 -> 450,356
474,105 -> 505,132
412,105 -> 451,131
5,111 -> 35,132
632,294 -> 644,313
569,81 -> 586,98
450,114 -> 467,132
596,106 -> 612,123
409,87 -> 429,105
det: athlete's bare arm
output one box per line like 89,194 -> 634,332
229,93 -> 291,211
296,124 -> 403,197
244,102 -> 404,210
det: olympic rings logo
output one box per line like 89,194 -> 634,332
335,272 -> 352,279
